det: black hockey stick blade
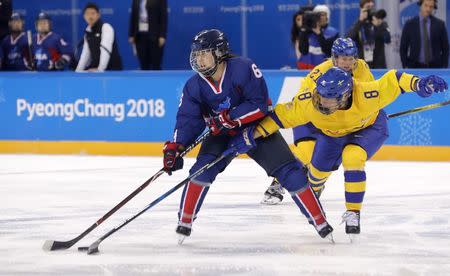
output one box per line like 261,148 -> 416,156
43,239 -> 78,251
85,149 -> 237,255
388,99 -> 450,118
78,246 -> 89,251
42,131 -> 210,251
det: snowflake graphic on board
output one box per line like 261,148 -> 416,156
398,113 -> 432,145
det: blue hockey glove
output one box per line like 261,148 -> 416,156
227,126 -> 257,155
416,75 -> 448,98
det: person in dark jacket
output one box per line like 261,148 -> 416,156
0,0 -> 12,42
400,0 -> 449,68
346,0 -> 390,68
128,0 -> 167,70
370,9 -> 391,68
76,2 -> 122,72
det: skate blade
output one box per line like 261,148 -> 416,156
260,196 -> 282,205
326,233 -> 335,244
348,234 -> 359,243
177,234 -> 187,245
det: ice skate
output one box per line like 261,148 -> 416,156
176,222 -> 192,245
316,222 -> 334,243
261,179 -> 285,205
341,210 -> 360,242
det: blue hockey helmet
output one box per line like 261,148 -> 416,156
331,38 -> 358,71
10,12 -> 24,22
331,38 -> 358,58
313,67 -> 353,114
36,12 -> 51,21
190,29 -> 230,77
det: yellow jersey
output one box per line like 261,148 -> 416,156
257,70 -> 419,138
298,58 -> 374,96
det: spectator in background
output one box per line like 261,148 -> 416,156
0,0 -> 12,42
76,2 -> 122,72
347,0 -> 390,68
370,9 -> 391,68
0,13 -> 31,71
128,0 -> 167,70
298,5 -> 339,69
400,0 -> 448,68
33,12 -> 73,71
290,9 -> 304,69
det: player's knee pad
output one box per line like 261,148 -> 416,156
189,153 -> 227,185
342,144 -> 367,170
292,140 -> 315,166
272,161 -> 308,193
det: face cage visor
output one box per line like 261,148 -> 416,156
312,88 -> 351,115
189,48 -> 220,77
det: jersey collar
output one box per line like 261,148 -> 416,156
10,32 -> 25,45
199,62 -> 227,94
37,32 -> 53,45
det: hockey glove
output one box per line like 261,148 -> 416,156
55,57 -> 68,70
416,75 -> 448,98
163,141 -> 185,174
227,126 -> 257,155
209,109 -> 239,136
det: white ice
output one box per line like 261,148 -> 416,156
1,154 -> 450,275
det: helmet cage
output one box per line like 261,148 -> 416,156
190,47 -> 226,77
312,87 -> 351,115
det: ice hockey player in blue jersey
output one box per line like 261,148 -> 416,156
32,12 -> 72,71
163,29 -> 333,244
0,13 -> 31,71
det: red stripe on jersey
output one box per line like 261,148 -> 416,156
180,181 -> 204,224
236,110 -> 265,125
297,187 -> 326,226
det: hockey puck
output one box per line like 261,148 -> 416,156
78,246 -> 89,251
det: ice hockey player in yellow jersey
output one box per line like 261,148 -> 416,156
255,67 -> 447,236
262,38 -> 374,205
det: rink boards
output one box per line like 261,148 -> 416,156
0,70 -> 449,161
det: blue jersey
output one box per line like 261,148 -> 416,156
33,32 -> 72,71
0,32 -> 30,71
173,57 -> 270,146
298,26 -> 339,69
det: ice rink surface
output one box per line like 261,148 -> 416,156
1,154 -> 450,276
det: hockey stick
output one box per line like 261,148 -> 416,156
42,131 -> 210,251
26,30 -> 35,70
388,100 -> 450,118
80,147 -> 238,255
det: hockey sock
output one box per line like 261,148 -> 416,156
342,144 -> 367,211
179,181 -> 210,224
344,170 -> 366,211
308,165 -> 331,195
291,186 -> 327,227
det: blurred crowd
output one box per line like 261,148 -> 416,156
0,0 -> 167,72
291,0 -> 448,69
0,0 -> 448,72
